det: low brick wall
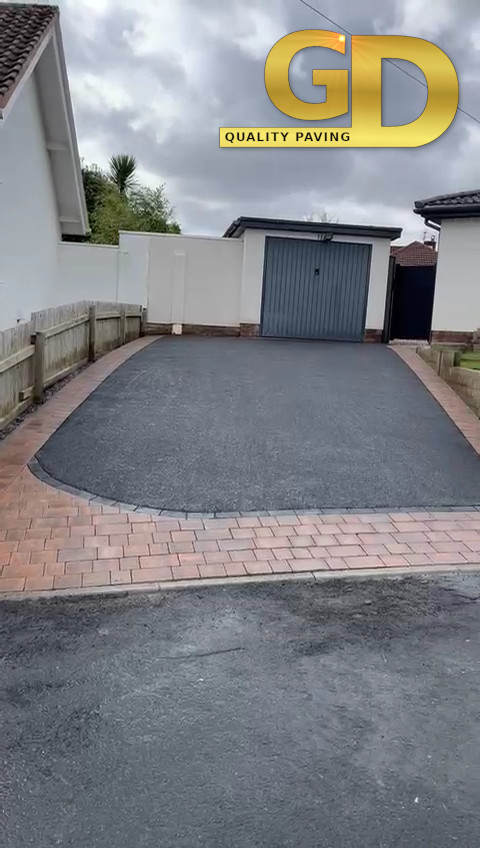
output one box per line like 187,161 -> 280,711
417,346 -> 442,372
431,330 -> 474,345
417,345 -> 480,417
144,323 -> 382,341
448,367 -> 480,417
144,323 -> 260,337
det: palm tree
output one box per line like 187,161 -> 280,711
108,154 -> 137,195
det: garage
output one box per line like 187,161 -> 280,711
223,217 -> 403,342
144,217 -> 402,341
261,237 -> 372,341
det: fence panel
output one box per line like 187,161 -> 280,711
0,301 -> 143,430
0,323 -> 35,427
32,303 -> 90,387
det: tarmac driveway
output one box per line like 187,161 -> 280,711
2,574 -> 480,848
36,337 -> 480,512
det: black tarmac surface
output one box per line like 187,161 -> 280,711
36,337 -> 480,511
2,573 -> 480,847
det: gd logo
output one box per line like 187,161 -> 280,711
220,30 -> 459,148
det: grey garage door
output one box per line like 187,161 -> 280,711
261,237 -> 372,341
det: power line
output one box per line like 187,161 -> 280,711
297,0 -> 348,33
297,0 -> 480,127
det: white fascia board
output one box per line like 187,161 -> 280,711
50,19 -> 89,234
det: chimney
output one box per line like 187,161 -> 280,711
423,235 -> 437,251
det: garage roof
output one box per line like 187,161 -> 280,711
224,217 -> 402,241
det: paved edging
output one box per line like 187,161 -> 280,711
1,562 -> 479,602
391,345 -> 480,455
25,459 -> 480,517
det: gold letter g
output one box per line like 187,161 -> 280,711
265,30 -> 349,121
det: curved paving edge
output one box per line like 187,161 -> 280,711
27,458 -> 480,518
1,341 -> 480,596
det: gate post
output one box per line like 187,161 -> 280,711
119,306 -> 127,346
382,256 -> 396,343
33,332 -> 46,404
88,304 -> 97,362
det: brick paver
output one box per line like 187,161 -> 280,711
0,341 -> 479,595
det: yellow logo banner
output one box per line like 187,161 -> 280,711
220,30 -> 459,149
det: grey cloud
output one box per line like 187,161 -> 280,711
59,0 -> 480,238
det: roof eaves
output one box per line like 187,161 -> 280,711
414,204 -> 480,223
414,190 -> 480,222
50,16 -> 88,234
223,216 -> 402,241
415,188 -> 480,209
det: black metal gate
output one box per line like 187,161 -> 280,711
388,264 -> 436,341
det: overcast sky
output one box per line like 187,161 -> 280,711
56,0 -> 480,242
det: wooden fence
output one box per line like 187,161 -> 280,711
0,301 -> 146,430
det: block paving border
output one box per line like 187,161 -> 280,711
0,339 -> 479,596
392,345 -> 480,456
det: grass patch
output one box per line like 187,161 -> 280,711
459,353 -> 480,371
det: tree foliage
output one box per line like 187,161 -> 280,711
108,154 -> 138,195
82,155 -> 180,244
303,209 -> 339,224
81,164 -> 108,219
129,186 -> 181,235
89,185 -> 139,245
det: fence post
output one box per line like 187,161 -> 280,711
140,307 -> 148,337
33,332 -> 46,404
89,304 -> 97,362
119,306 -> 127,346
438,349 -> 455,380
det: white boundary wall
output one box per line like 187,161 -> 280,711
432,218 -> 480,333
140,229 -> 392,330
56,243 -> 119,304
146,234 -> 244,326
3,226 -> 394,335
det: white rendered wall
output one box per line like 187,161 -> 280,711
432,219 -> 480,332
146,234 -> 244,326
0,75 -> 60,329
239,229 -> 392,329
118,231 -> 151,306
55,243 -> 119,305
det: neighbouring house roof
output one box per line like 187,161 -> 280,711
0,3 -> 88,237
0,3 -> 56,109
224,216 -> 402,241
414,190 -> 480,223
390,241 -> 437,267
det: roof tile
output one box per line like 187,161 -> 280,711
390,241 -> 437,267
415,189 -> 480,211
0,4 -> 57,108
